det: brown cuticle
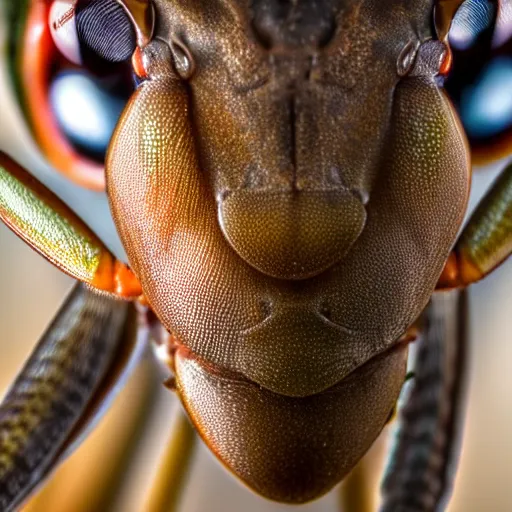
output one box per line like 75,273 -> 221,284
117,0 -> 155,48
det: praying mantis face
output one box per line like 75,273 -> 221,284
106,0 -> 469,501
9,1 -> 512,508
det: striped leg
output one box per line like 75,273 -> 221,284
380,290 -> 468,511
24,357 -> 161,512
0,284 -> 146,512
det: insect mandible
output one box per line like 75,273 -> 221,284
0,0 -> 511,510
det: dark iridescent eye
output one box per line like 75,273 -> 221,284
444,0 -> 512,164
3,0 -> 143,189
75,0 -> 137,63
50,0 -> 137,66
46,0 -> 138,166
449,0 -> 496,51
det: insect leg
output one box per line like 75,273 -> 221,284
339,452 -> 379,512
438,163 -> 511,289
380,290 -> 468,512
0,152 -> 142,299
0,283 -> 145,512
21,355 -> 160,512
145,407 -> 197,512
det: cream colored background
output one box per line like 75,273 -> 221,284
0,10 -> 511,512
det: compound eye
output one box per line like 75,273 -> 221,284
76,0 -> 137,63
50,0 -> 137,66
5,0 -> 145,189
443,0 -> 512,164
448,0 -> 496,51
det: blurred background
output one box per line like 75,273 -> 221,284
0,1 -> 511,511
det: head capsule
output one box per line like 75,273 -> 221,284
106,0 -> 470,502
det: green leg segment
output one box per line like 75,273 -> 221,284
439,163 -> 512,288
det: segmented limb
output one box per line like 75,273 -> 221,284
380,290 -> 468,511
0,284 -> 141,512
145,406 -> 197,512
76,359 -> 161,512
339,454 -> 377,512
438,163 -> 512,289
0,152 -> 142,299
24,357 -> 161,512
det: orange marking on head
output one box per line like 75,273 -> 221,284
439,46 -> 453,76
91,254 -> 143,299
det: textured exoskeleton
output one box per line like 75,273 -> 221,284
107,0 -> 469,502
1,0 -> 511,510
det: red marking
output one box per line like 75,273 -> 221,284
53,5 -> 76,31
439,45 -> 453,76
132,47 -> 148,79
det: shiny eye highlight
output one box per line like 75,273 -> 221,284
49,71 -> 129,162
170,38 -> 196,80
